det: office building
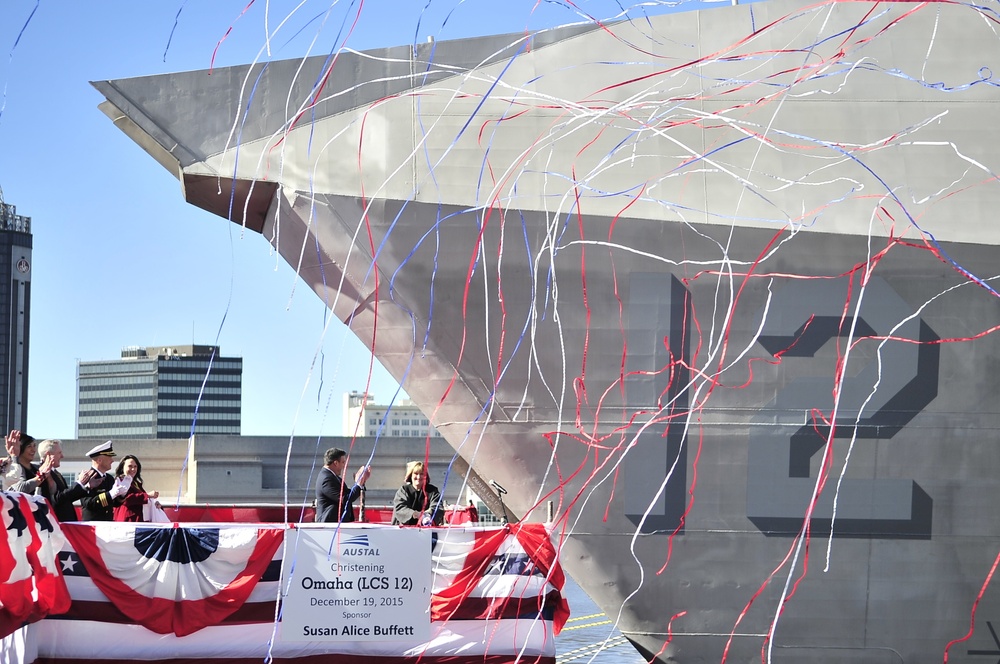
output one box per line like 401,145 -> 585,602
0,200 -> 31,432
77,344 -> 242,439
343,390 -> 442,438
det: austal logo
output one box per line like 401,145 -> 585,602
342,547 -> 380,556
341,535 -> 369,547
340,534 -> 380,556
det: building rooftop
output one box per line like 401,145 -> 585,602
0,202 -> 30,234
119,344 -> 226,359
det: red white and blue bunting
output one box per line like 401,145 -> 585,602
2,517 -> 566,664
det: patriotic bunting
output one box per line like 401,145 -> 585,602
60,523 -> 283,636
0,491 -> 71,639
6,521 -> 565,664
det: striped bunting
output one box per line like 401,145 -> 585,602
8,522 -> 566,663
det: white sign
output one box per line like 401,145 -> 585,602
280,527 -> 432,642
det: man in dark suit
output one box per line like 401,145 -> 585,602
36,439 -> 97,522
79,441 -> 130,521
315,447 -> 370,523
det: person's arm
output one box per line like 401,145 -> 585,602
44,472 -> 88,507
8,462 -> 44,493
317,470 -> 349,522
79,487 -> 110,514
4,463 -> 25,492
342,482 -> 364,515
338,465 -> 368,514
119,491 -> 148,508
79,476 -> 117,516
427,486 -> 445,525
7,476 -> 39,493
343,466 -> 368,506
1,431 -> 20,490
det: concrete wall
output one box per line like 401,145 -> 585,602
55,435 -> 465,508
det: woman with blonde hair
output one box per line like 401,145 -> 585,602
392,460 -> 443,526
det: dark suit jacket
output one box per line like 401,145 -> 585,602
80,472 -> 116,521
315,467 -> 362,523
38,470 -> 87,522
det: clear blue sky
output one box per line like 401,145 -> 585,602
0,0 -> 704,439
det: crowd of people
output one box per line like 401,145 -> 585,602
2,431 -> 476,526
1,430 -> 162,522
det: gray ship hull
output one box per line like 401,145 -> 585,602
94,1 -> 1000,661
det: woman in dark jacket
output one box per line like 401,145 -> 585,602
392,461 -> 443,526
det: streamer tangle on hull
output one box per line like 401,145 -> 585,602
94,1 -> 1000,660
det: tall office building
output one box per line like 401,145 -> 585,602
76,344 -> 242,439
0,200 -> 31,432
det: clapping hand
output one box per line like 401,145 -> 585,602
78,468 -> 101,489
109,474 -> 133,499
354,465 -> 372,485
36,455 -> 53,483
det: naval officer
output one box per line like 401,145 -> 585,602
79,441 -> 132,521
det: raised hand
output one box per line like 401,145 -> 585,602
37,455 -> 53,475
354,465 -> 372,485
5,430 -> 20,458
109,474 -> 133,499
